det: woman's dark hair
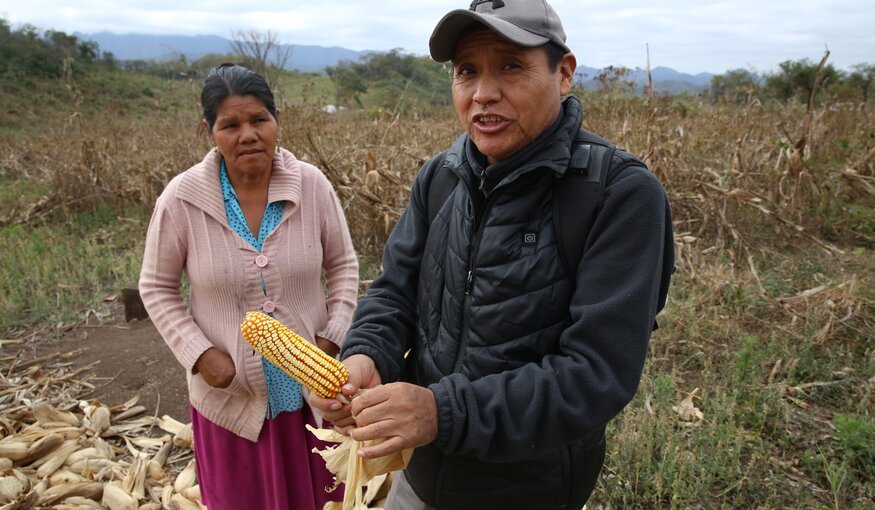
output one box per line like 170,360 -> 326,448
201,63 -> 278,132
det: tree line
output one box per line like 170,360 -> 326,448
2,18 -> 871,109
0,18 -> 113,82
708,59 -> 874,105
325,49 -> 452,112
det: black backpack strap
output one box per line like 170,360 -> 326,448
556,128 -> 669,331
552,129 -> 615,282
427,135 -> 465,225
427,167 -> 459,225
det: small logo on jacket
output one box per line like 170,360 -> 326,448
523,233 -> 537,244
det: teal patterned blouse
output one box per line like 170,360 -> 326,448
220,160 -> 303,418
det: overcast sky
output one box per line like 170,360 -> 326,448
2,1 -> 873,74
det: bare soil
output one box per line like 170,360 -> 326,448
30,308 -> 191,422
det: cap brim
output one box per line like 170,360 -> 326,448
429,9 -> 551,62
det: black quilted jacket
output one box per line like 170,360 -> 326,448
342,96 -> 674,509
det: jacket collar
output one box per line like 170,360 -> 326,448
174,148 -> 303,226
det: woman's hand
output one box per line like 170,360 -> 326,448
316,336 -> 339,358
193,347 -> 236,388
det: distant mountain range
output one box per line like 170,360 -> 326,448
77,32 -> 372,74
573,64 -> 715,94
78,32 -> 716,94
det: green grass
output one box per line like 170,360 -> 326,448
0,175 -> 53,210
591,262 -> 874,509
0,204 -> 150,335
276,71 -> 336,107
832,414 -> 875,478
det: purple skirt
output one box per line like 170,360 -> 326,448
191,405 -> 342,510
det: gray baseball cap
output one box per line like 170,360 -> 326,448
429,0 -> 571,62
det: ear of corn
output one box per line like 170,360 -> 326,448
240,311 -> 349,399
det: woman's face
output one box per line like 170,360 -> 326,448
209,95 -> 278,176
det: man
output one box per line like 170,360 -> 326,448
310,1 -> 674,508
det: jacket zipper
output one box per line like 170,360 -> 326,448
466,166 -> 490,297
450,163 -> 546,373
453,188 -> 493,373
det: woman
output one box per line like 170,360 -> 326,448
139,64 -> 358,509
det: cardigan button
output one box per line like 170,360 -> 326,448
255,254 -> 269,268
262,301 -> 276,313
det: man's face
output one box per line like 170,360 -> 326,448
451,29 -> 575,165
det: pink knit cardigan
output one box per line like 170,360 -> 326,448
139,148 -> 359,441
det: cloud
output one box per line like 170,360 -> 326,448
2,0 -> 873,73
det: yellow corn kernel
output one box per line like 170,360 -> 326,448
240,311 -> 348,398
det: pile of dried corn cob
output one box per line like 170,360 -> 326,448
2,332 -> 395,510
0,347 -> 203,509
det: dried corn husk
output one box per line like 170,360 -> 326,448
114,405 -> 148,422
180,484 -> 200,502
50,468 -> 84,486
21,477 -> 50,507
169,492 -> 203,510
307,425 -> 412,510
145,481 -> 164,505
52,504 -> 103,510
122,454 -> 148,500
37,481 -> 104,506
66,447 -> 103,465
161,485 -> 174,508
0,471 -> 28,503
36,440 -> 81,478
59,495 -> 105,508
150,439 -> 172,472
129,435 -> 170,451
146,460 -> 166,482
105,417 -> 158,437
102,483 -> 138,510
86,405 -> 112,437
0,443 -> 29,462
19,433 -> 65,465
157,416 -> 186,436
172,460 -> 196,492
172,424 -> 193,450
362,472 -> 390,505
32,403 -> 79,427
